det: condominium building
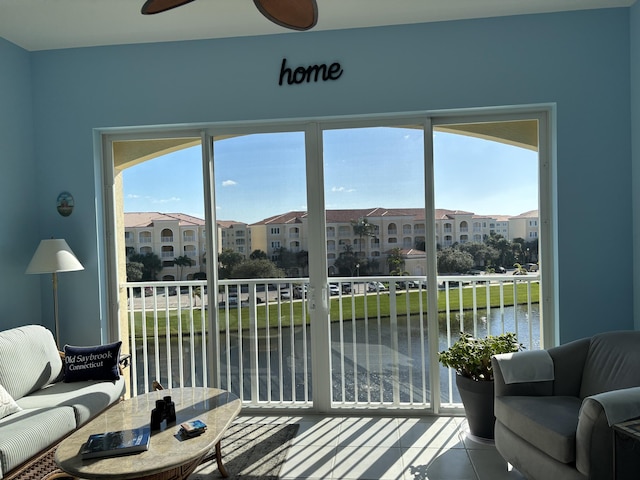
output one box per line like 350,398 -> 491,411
125,208 -> 538,278
124,212 -> 207,281
250,208 -> 539,275
218,221 -> 252,257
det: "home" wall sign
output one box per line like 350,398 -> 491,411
279,58 -> 344,86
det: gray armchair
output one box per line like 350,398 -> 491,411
491,331 -> 640,480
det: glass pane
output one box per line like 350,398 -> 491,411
433,121 -> 541,406
213,131 -> 311,404
121,142 -> 208,394
323,125 -> 430,406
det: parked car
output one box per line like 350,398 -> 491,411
367,282 -> 387,292
329,284 -> 340,295
280,290 -> 291,300
341,282 -> 352,294
218,295 -> 238,308
525,263 -> 539,272
293,285 -> 308,299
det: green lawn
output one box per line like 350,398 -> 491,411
130,283 -> 539,338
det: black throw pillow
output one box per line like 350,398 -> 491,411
63,341 -> 122,382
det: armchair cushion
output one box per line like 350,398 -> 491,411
580,331 -> 640,398
495,395 -> 582,463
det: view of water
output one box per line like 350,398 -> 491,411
131,304 -> 540,407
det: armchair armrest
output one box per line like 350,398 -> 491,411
583,387 -> 640,427
492,351 -> 554,397
576,387 -> 640,478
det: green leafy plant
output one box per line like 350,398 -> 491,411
438,332 -> 523,381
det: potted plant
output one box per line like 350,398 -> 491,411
438,332 -> 523,440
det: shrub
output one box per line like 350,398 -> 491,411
438,332 -> 523,381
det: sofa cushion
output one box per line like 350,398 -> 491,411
0,325 -> 63,400
63,341 -> 122,383
16,377 -> 125,425
495,395 -> 583,463
0,406 -> 76,477
580,331 -> 640,399
0,385 -> 21,420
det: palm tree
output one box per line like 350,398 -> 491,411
387,247 -> 405,275
351,217 -> 377,258
129,252 -> 162,281
173,255 -> 193,280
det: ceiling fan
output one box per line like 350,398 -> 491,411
141,0 -> 318,31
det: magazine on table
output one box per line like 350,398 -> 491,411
80,427 -> 150,459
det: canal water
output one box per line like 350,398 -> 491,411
132,304 -> 540,406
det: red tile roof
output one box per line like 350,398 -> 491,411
124,212 -> 205,227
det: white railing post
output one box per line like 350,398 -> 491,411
248,284 -> 259,405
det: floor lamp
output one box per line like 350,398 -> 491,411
26,239 -> 84,346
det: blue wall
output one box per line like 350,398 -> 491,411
0,39 -> 41,331
2,8 -> 635,344
632,3 -> 640,332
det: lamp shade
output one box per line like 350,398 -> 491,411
26,239 -> 84,274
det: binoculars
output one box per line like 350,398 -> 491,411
150,396 -> 176,430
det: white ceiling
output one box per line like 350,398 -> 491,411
0,0 -> 635,52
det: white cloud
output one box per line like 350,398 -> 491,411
153,196 -> 181,204
332,186 -> 355,193
127,194 -> 142,199
222,180 -> 238,187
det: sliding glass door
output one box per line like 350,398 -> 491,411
105,108 -> 551,413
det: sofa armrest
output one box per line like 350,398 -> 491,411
118,353 -> 131,374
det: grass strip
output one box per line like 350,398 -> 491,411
130,282 -> 539,339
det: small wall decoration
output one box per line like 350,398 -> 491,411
57,191 -> 75,217
278,58 -> 343,86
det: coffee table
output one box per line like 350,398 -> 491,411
55,387 -> 241,480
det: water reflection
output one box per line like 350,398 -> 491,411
132,304 -> 540,406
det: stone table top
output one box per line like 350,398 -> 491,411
55,387 -> 241,480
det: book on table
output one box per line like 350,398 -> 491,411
80,427 -> 151,459
179,419 -> 207,438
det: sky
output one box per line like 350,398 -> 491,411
123,127 -> 538,224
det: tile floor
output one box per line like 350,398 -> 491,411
232,415 -> 526,480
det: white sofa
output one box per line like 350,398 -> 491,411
0,325 -> 126,478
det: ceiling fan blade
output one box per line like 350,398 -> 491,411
141,0 -> 195,15
254,0 -> 318,31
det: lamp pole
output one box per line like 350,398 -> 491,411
52,272 -> 60,346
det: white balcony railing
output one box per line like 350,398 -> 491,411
123,274 -> 541,412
